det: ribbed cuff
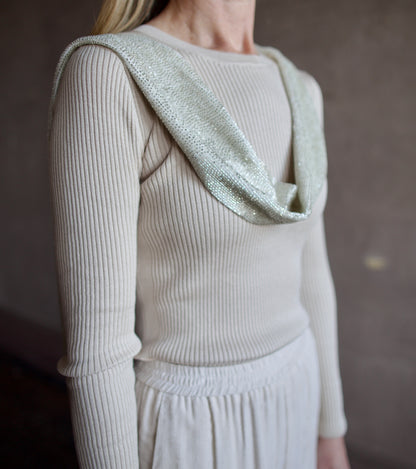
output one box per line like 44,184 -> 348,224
319,416 -> 348,438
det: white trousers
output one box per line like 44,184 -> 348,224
134,326 -> 321,469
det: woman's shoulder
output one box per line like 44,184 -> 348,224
49,40 -> 129,122
255,43 -> 324,127
298,69 -> 323,100
59,39 -> 128,83
48,35 -> 156,141
298,69 -> 324,128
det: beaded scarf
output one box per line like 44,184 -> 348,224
47,31 -> 327,225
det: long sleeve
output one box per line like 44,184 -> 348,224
48,44 -> 150,468
299,71 -> 348,438
300,216 -> 348,438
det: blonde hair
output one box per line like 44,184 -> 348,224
90,0 -> 169,35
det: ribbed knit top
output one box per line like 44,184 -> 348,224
48,23 -> 348,468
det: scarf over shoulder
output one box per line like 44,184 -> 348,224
47,31 -> 327,225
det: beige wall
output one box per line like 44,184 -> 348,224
1,0 -> 415,467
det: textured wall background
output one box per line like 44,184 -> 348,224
0,0 -> 415,467
254,1 -> 416,467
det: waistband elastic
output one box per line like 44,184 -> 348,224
134,326 -> 315,396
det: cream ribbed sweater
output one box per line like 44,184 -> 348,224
48,24 -> 348,468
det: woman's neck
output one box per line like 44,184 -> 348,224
145,0 -> 257,55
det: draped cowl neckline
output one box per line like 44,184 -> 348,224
47,30 -> 328,225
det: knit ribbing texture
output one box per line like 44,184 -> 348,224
48,24 -> 347,468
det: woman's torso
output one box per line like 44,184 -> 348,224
129,25 -> 327,366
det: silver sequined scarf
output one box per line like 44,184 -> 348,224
47,31 -> 327,225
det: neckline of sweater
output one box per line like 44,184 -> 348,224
133,24 -> 274,65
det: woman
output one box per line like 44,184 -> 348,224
48,0 -> 351,468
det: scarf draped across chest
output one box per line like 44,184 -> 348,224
47,30 -> 328,225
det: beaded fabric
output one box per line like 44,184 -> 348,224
47,31 -> 327,225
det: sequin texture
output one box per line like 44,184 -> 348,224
47,31 -> 327,225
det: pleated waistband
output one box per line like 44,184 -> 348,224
134,326 -> 315,396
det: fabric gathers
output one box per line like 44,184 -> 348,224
48,29 -> 327,225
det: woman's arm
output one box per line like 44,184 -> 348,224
48,44 -> 151,468
300,215 -> 348,438
299,71 -> 348,438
